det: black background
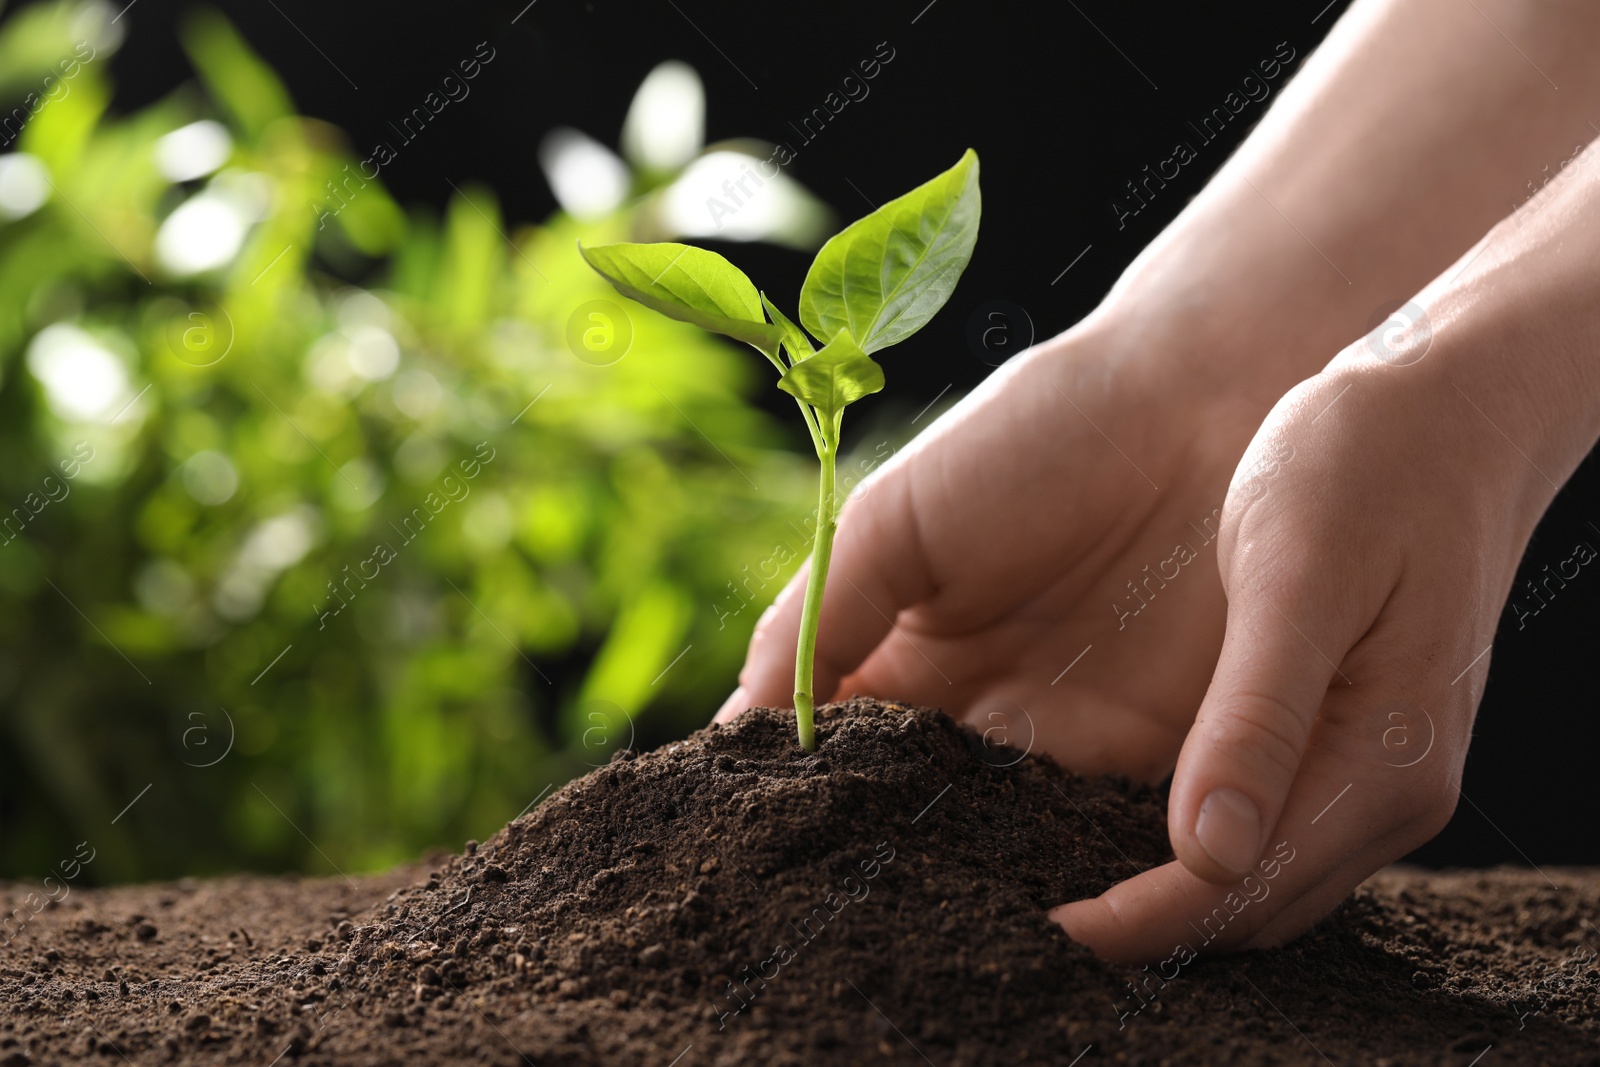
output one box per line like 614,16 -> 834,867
36,0 -> 1600,867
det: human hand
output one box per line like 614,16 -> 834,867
1055,271 -> 1600,961
714,305 -> 1285,783
723,0 -> 1600,966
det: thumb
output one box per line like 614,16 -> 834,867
1168,582 -> 1359,882
715,462 -> 934,722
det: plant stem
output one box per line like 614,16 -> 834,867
793,434 -> 837,751
758,343 -> 824,453
791,396 -> 823,454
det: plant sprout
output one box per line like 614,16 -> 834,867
582,149 -> 981,749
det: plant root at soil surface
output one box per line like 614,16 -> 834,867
2,699 -> 1598,1065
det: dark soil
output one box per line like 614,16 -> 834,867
3,699 -> 1598,1066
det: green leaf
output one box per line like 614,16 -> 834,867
777,329 -> 885,418
761,292 -> 815,364
580,242 -> 782,355
179,10 -> 294,142
799,149 -> 980,354
439,184 -> 502,329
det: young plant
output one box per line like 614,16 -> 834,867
582,149 -> 981,749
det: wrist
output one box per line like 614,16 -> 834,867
1083,205 -> 1374,413
1072,246 -> 1328,421
1025,290 -> 1295,481
1352,185 -> 1600,523
1306,323 -> 1597,575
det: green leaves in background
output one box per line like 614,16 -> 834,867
799,148 -> 980,354
178,9 -> 293,140
0,4 -> 821,882
580,241 -> 782,357
777,329 -> 883,421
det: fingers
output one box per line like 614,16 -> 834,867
1054,620 -> 1466,963
1052,720 -> 1451,963
1165,576 -> 1365,883
713,685 -> 753,723
1053,803 -> 1435,964
714,461 -> 936,722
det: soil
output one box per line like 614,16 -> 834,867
2,699 -> 1598,1066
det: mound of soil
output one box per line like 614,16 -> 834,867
3,700 -> 1598,1065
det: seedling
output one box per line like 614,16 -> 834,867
582,149 -> 981,749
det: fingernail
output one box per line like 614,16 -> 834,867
1194,788 -> 1262,876
713,687 -> 749,724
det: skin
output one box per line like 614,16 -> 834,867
716,0 -> 1600,962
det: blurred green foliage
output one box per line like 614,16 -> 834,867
0,2 -> 823,881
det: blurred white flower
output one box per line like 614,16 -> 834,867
658,150 -> 830,249
213,506 -> 320,621
182,450 -> 239,505
336,289 -> 392,329
155,194 -> 247,275
69,0 -> 125,55
244,507 -> 318,569
538,127 -> 629,219
621,61 -> 704,171
26,323 -> 131,421
0,154 -> 49,219
210,570 -> 261,621
347,325 -> 400,381
305,323 -> 402,395
154,173 -> 270,276
392,369 -> 441,419
134,558 -> 196,617
332,457 -> 385,512
156,120 -> 232,182
305,333 -> 356,396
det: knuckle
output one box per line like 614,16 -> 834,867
1389,761 -> 1460,838
838,465 -> 893,528
749,602 -> 781,645
740,606 -> 788,685
1403,785 -> 1460,843
1223,534 -> 1324,606
1213,689 -> 1310,783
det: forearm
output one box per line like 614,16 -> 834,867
1098,0 -> 1600,401
1374,137 -> 1600,531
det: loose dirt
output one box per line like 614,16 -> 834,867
3,700 -> 1596,1065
